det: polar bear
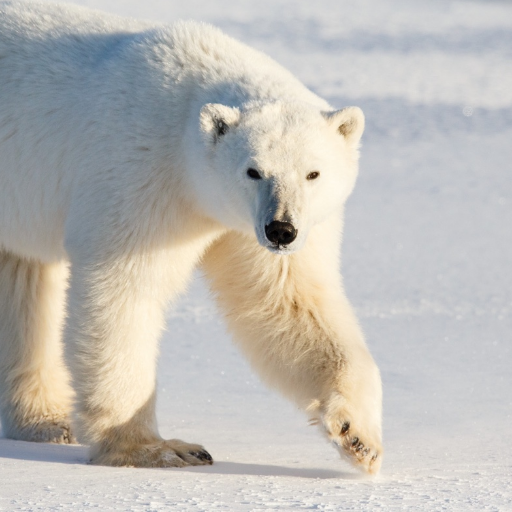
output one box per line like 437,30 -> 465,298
0,1 -> 382,473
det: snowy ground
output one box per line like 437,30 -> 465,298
1,0 -> 511,510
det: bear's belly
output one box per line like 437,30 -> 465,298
0,163 -> 69,262
0,213 -> 67,263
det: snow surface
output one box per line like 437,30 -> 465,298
1,0 -> 511,510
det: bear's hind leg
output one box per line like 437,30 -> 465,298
0,251 -> 74,443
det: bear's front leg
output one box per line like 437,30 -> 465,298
65,255 -> 213,467
203,214 -> 382,474
307,341 -> 382,474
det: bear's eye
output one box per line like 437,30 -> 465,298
247,168 -> 262,180
307,171 -> 320,180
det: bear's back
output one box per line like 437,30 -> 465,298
0,1 -> 149,40
0,1 -> 325,108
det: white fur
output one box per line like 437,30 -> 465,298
0,1 -> 382,472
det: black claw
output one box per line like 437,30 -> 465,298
190,449 -> 213,462
351,437 -> 359,447
362,448 -> 370,456
371,453 -> 379,462
200,450 -> 213,462
340,422 -> 350,435
355,442 -> 364,452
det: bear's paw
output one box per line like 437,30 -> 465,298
91,439 -> 213,468
9,416 -> 76,444
320,407 -> 383,475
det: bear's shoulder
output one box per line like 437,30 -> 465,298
156,21 -> 326,108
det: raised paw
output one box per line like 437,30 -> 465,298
92,439 -> 214,468
312,381 -> 383,474
333,421 -> 381,474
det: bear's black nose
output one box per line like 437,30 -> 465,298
265,221 -> 297,246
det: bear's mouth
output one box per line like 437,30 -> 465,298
265,241 -> 299,255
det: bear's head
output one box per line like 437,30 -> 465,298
194,101 -> 364,254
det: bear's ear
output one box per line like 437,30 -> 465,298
200,103 -> 241,143
323,107 -> 365,146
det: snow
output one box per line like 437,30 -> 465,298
1,0 -> 511,510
